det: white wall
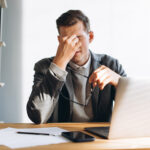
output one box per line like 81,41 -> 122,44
0,0 -> 23,122
0,0 -> 150,123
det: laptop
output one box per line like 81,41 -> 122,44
85,77 -> 150,139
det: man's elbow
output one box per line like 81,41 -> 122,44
27,105 -> 42,124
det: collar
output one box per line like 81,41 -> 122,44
69,53 -> 91,70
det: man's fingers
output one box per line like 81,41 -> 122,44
72,37 -> 79,46
60,35 -> 77,43
89,65 -> 105,83
94,69 -> 107,82
65,35 -> 78,43
89,66 -> 107,83
98,72 -> 109,84
89,65 -> 121,89
99,77 -> 111,90
92,75 -> 110,90
74,42 -> 81,51
93,81 -> 97,88
93,65 -> 106,73
60,36 -> 68,42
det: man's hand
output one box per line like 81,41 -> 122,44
89,65 -> 121,90
53,35 -> 81,70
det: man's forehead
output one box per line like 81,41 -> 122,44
59,21 -> 86,36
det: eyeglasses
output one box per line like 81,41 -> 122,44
60,66 -> 95,107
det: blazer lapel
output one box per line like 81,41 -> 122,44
58,68 -> 74,122
64,68 -> 74,121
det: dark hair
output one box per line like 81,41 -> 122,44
56,10 -> 90,33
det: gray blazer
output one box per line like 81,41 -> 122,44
27,51 -> 126,124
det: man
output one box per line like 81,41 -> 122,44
27,10 -> 126,124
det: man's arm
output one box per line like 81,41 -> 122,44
26,60 -> 67,124
27,35 -> 81,124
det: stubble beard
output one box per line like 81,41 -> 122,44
71,50 -> 90,66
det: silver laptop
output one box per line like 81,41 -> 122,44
85,77 -> 150,139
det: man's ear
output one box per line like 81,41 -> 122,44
57,35 -> 61,43
89,31 -> 94,43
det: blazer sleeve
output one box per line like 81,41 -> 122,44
26,59 -> 65,124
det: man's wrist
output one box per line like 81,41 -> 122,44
114,74 -> 121,87
49,63 -> 68,81
53,57 -> 68,71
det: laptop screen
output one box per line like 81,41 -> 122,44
109,77 -> 150,139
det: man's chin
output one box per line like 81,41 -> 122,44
71,55 -> 81,64
75,51 -> 81,56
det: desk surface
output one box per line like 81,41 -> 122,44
0,122 -> 150,150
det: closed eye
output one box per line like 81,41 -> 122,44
77,36 -> 82,39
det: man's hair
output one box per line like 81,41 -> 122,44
56,10 -> 90,33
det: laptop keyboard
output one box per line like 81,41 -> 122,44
85,126 -> 110,139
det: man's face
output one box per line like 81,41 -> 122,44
58,21 -> 93,66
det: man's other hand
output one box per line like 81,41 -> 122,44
89,65 -> 121,90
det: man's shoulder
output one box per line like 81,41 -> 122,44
91,52 -> 117,64
34,57 -> 54,71
35,57 -> 53,65
91,51 -> 121,72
